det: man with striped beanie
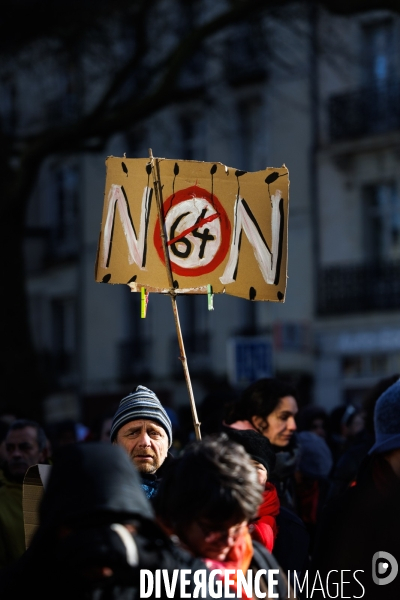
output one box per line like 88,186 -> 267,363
110,385 -> 173,499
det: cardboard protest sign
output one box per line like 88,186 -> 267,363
23,463 -> 52,548
95,158 -> 289,302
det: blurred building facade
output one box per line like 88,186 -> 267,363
21,3 -> 400,424
316,10 -> 400,408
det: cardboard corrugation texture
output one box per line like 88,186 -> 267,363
23,464 -> 52,549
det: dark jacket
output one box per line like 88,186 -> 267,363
0,443 -> 219,600
273,506 -> 310,585
269,438 -> 299,512
326,429 -> 374,502
252,540 -> 294,599
312,454 -> 400,599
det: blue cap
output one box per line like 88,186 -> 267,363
369,378 -> 400,455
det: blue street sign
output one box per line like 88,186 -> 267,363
227,336 -> 273,387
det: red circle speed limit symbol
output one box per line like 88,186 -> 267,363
154,185 -> 231,277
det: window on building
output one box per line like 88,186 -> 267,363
119,288 -> 152,381
182,295 -> 210,356
49,164 -> 80,259
342,354 -> 389,378
47,59 -> 80,124
126,124 -> 147,157
237,97 -> 264,172
362,20 -> 395,87
179,113 -> 206,161
238,298 -> 257,336
329,19 -> 397,140
363,182 -> 400,261
29,295 -> 45,351
358,20 -> 398,135
342,355 -> 363,378
0,75 -> 16,133
273,322 -> 311,352
51,297 -> 77,382
225,21 -> 268,86
176,0 -> 205,90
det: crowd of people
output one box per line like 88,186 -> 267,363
0,374 -> 399,598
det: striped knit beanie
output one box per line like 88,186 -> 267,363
110,385 -> 172,447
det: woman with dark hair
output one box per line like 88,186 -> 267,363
224,378 -> 299,511
223,379 -> 311,581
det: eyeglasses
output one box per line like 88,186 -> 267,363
197,520 -> 247,543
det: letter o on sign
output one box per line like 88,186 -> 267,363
154,186 -> 231,277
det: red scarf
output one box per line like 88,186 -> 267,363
249,482 -> 280,551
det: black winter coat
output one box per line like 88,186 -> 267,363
312,454 -> 400,599
0,444 -> 218,600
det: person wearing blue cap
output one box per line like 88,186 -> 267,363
110,385 -> 173,499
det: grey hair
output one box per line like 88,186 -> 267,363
154,433 -> 263,530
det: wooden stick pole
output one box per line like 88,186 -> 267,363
148,149 -> 201,441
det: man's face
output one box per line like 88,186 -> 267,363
5,426 -> 45,481
115,420 -> 168,474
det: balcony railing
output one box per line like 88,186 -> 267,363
329,81 -> 400,142
317,262 -> 400,315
